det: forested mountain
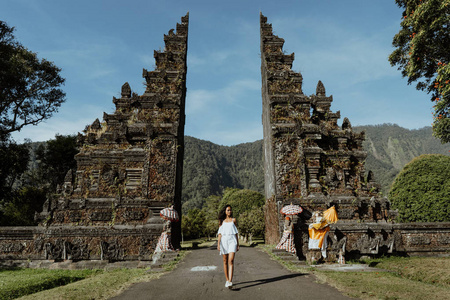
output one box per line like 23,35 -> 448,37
354,124 -> 449,195
182,137 -> 264,212
182,125 -> 449,209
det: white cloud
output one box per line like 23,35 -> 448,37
270,16 -> 398,89
188,50 -> 235,69
10,104 -> 107,143
186,78 -> 260,116
186,89 -> 217,114
185,78 -> 263,145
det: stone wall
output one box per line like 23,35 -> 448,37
0,13 -> 189,261
0,225 -> 163,261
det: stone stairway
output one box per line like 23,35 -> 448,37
149,251 -> 179,271
271,248 -> 306,265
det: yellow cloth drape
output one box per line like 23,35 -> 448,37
323,206 -> 338,224
311,220 -> 328,230
308,226 -> 330,248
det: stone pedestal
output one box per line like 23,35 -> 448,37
306,249 -> 322,265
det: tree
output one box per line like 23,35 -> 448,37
0,140 -> 31,225
0,134 -> 77,226
0,21 -> 65,141
0,140 -> 29,199
218,188 -> 265,217
237,206 -> 265,243
181,208 -> 206,239
389,0 -> 450,143
35,134 -> 78,192
219,188 -> 265,242
0,186 -> 47,226
202,195 -> 221,239
389,154 -> 450,222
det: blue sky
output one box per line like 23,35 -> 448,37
1,0 -> 434,146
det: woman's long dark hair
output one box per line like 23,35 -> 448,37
218,204 -> 232,226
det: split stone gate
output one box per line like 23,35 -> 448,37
0,13 -> 449,264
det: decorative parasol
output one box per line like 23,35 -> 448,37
160,206 -> 179,222
280,204 -> 303,215
323,206 -> 338,224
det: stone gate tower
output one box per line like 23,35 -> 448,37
0,14 -> 188,262
260,13 -> 396,259
260,13 -> 450,260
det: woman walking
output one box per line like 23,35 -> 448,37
217,205 -> 239,289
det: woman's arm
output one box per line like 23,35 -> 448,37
217,233 -> 221,251
233,219 -> 240,251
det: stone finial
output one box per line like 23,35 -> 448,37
121,82 -> 131,98
64,169 -> 73,183
91,118 -> 101,130
260,12 -> 268,24
342,117 -> 352,130
181,12 -> 189,24
76,132 -> 85,144
316,80 -> 326,96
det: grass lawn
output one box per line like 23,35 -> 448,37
1,251 -> 188,300
0,268 -> 100,300
260,245 -> 450,300
15,268 -> 162,300
317,256 -> 450,300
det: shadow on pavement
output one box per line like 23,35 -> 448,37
231,273 -> 307,290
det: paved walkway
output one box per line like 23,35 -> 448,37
111,245 -> 352,300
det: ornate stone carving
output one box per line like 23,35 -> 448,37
101,240 -> 124,261
407,235 -> 431,245
123,210 -> 144,221
45,240 -> 64,260
34,237 -> 44,252
437,235 -> 450,245
65,240 -> 89,260
0,242 -> 24,253
338,208 -> 356,219
88,211 -> 112,222
355,235 -> 380,254
69,211 -> 82,222
54,212 -> 65,223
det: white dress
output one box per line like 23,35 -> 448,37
218,221 -> 239,255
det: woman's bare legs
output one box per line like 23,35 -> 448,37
222,254 -> 229,282
228,252 -> 235,283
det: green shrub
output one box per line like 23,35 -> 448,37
218,188 -> 265,216
389,154 -> 450,222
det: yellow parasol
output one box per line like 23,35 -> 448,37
323,206 -> 338,224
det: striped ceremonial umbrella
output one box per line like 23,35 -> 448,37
160,206 -> 179,222
280,204 -> 303,215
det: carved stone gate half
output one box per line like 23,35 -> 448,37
0,14 -> 188,262
260,13 -> 450,260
